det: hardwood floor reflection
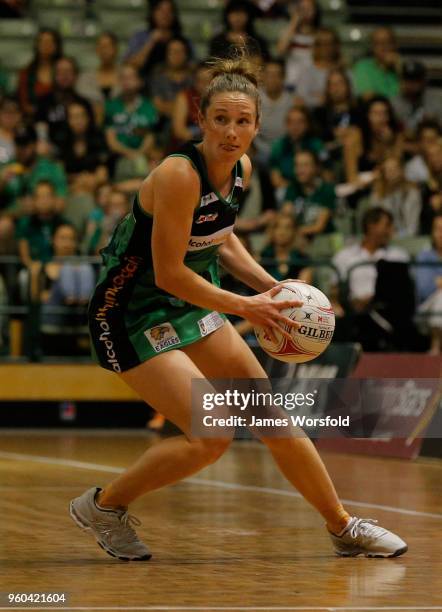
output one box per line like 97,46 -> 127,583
0,432 -> 441,610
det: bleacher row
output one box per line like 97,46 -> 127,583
1,0 -> 441,93
0,228 -> 433,361
0,0 -> 441,359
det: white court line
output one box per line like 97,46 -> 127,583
0,450 -> 441,520
0,428 -> 152,437
0,606 -> 442,612
0,486 -> 85,491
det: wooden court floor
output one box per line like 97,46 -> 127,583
0,431 -> 441,612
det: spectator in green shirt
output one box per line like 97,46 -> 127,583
260,213 -> 313,283
270,106 -> 326,199
0,125 -> 67,216
282,149 -> 336,238
105,64 -> 159,164
352,27 -> 400,100
16,180 -> 67,267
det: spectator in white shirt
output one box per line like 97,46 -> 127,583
392,61 -> 441,134
415,214 -> 442,354
405,119 -> 441,184
331,207 -> 417,350
369,156 -> 422,236
276,0 -> 321,91
254,59 -> 294,164
296,27 -> 343,109
332,207 -> 408,314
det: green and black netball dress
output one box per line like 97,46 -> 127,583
88,142 -> 244,372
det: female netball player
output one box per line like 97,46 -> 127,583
70,56 -> 407,561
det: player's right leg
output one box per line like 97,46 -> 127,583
70,349 -> 233,561
183,322 -> 408,558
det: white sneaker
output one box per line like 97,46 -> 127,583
69,487 -> 151,561
329,517 -> 408,558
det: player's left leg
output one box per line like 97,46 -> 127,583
184,322 -> 348,533
184,321 -> 408,557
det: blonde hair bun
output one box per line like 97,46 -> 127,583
200,50 -> 261,119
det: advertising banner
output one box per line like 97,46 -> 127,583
317,354 -> 442,459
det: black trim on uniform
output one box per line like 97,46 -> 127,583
88,212 -> 152,372
88,141 -> 245,372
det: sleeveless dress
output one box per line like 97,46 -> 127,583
88,142 -> 244,372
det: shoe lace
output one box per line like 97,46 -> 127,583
119,511 -> 142,543
96,511 -> 142,544
349,518 -> 387,540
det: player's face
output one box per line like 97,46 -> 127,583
201,92 -> 259,159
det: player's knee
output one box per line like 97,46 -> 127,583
193,437 -> 232,464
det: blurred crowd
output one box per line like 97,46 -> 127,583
0,0 -> 442,356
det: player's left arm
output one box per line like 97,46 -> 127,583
219,232 -> 277,293
218,154 -> 277,293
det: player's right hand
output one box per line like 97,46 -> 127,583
238,286 -> 303,342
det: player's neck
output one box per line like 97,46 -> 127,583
198,143 -> 236,194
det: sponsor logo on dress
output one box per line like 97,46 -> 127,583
195,212 -> 219,224
200,192 -> 218,207
145,322 -> 180,352
94,255 -> 143,372
197,312 -> 224,336
188,225 -> 234,251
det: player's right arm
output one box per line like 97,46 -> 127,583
142,158 -> 300,335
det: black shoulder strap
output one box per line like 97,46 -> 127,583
168,142 -> 211,196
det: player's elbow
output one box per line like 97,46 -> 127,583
154,270 -> 173,292
154,266 -> 183,293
